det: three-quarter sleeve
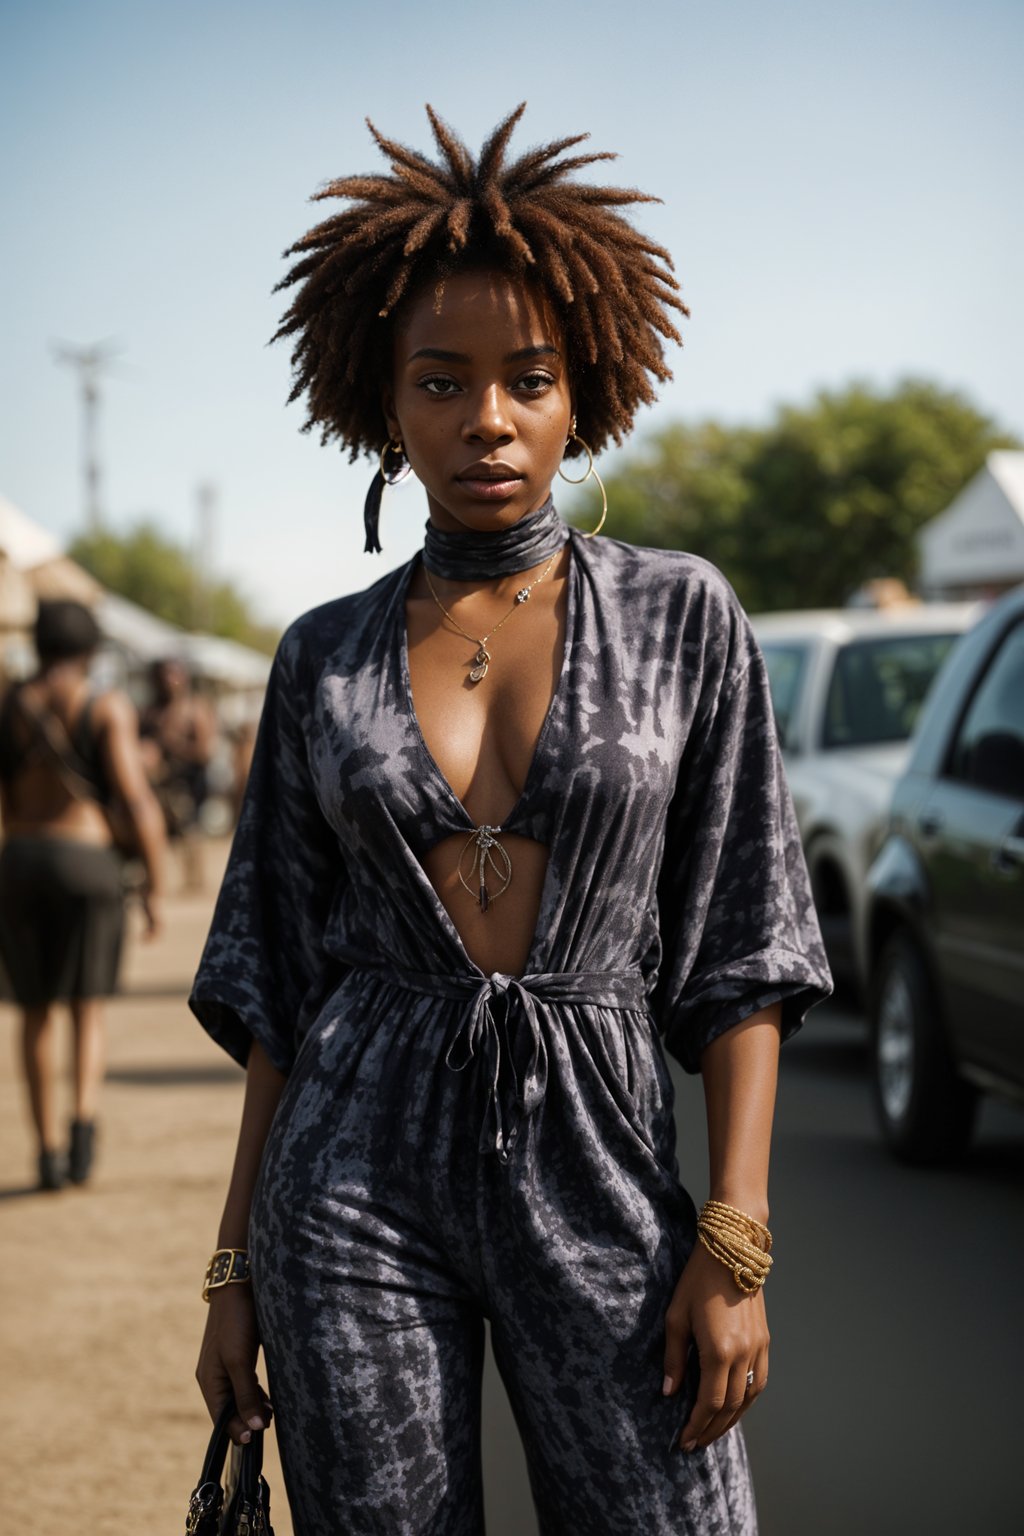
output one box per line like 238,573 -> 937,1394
189,626 -> 345,1073
653,606 -> 832,1073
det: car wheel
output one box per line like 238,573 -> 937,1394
869,931 -> 977,1164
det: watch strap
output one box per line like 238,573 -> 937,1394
202,1247 -> 251,1302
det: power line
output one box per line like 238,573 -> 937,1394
193,480 -> 218,631
53,339 -> 120,533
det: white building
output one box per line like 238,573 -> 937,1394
918,451 -> 1024,600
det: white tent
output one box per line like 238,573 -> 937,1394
1,493 -> 273,694
97,593 -> 271,694
1,495 -> 103,677
0,553 -> 35,632
97,590 -> 187,661
0,494 -> 101,629
919,451 -> 1024,599
178,631 -> 272,689
0,493 -> 63,571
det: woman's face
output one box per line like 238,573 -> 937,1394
383,269 -> 573,534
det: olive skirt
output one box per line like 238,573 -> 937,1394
0,836 -> 124,1007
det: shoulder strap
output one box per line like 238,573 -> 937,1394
9,689 -> 104,808
72,691 -> 104,759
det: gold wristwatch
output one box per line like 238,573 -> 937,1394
202,1247 -> 251,1302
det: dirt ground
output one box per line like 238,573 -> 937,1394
0,840 -> 296,1535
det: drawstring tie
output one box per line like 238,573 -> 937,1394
345,961 -> 646,1162
444,972 -> 546,1162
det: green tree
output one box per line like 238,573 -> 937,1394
580,380 -> 1019,611
68,521 -> 279,654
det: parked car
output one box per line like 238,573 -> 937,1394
750,604 -> 979,995
865,584 -> 1024,1163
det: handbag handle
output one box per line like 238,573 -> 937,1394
187,1398 -> 272,1536
199,1396 -> 267,1483
186,1399 -> 235,1533
232,1413 -> 265,1506
196,1396 -> 237,1490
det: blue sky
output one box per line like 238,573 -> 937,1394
2,0 -> 1022,626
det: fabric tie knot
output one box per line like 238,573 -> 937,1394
444,973 -> 551,1162
337,954 -> 647,1164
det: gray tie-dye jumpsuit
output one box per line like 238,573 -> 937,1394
191,523 -> 832,1536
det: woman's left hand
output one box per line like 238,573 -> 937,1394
139,887 -> 163,940
662,1241 -> 769,1452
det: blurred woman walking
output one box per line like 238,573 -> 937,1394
0,600 -> 167,1191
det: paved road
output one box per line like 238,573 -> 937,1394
480,999 -> 1024,1536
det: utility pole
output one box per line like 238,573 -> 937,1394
193,481 -> 217,631
53,339 -> 119,533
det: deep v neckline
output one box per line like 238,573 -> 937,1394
397,536 -> 577,836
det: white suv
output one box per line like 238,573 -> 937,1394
750,603 -> 980,998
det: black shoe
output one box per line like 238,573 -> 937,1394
38,1149 -> 66,1191
68,1119 -> 97,1184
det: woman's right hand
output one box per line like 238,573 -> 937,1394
196,1283 -> 272,1446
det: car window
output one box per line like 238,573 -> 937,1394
823,633 -> 960,749
947,619 -> 1024,800
759,643 -> 808,749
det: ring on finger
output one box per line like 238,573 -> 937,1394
745,1369 -> 755,1389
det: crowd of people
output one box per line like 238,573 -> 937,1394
0,599 -> 253,1191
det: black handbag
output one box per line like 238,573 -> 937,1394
185,1398 -> 275,1535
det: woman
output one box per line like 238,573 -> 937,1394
192,106 -> 831,1535
0,600 -> 166,1190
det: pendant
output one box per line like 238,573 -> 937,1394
458,825 -> 512,912
469,645 -> 491,683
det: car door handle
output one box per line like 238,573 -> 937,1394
918,811 -> 944,837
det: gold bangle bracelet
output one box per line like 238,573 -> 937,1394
202,1247 -> 251,1302
700,1199 -> 772,1249
696,1200 -> 773,1295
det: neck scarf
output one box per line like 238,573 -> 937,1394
422,495 -> 568,580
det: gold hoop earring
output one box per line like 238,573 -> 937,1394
558,425 -> 607,538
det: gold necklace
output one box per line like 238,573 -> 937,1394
422,549 -> 560,682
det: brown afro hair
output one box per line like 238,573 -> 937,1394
273,103 -> 689,462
